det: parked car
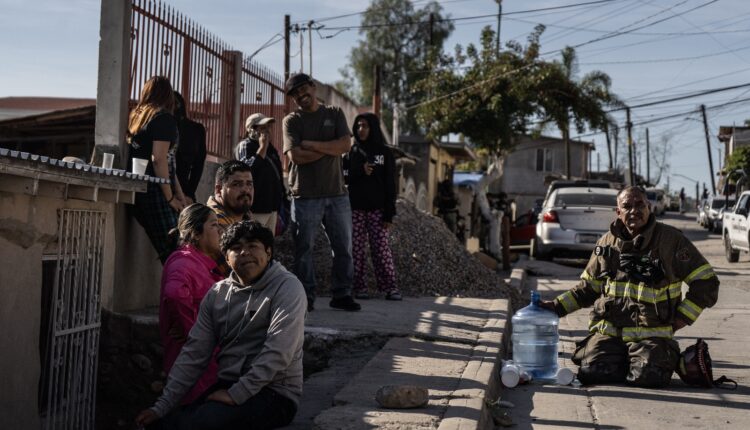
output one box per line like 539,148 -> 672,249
542,179 -> 614,203
705,195 -> 735,233
667,194 -> 680,211
533,187 -> 619,260
697,198 -> 709,226
510,206 -> 541,249
722,191 -> 750,262
646,188 -> 667,216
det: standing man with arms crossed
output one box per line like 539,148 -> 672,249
282,73 -> 360,312
541,186 -> 719,387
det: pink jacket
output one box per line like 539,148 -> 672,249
160,244 -> 224,404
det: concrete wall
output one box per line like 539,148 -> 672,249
314,81 -> 361,129
0,191 -> 117,429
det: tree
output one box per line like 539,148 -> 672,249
535,46 -> 620,178
338,0 -> 453,134
415,25 -> 543,152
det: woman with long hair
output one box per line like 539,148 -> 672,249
128,76 -> 188,262
344,112 -> 401,301
160,203 -> 223,404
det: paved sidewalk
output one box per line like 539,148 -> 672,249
292,297 -> 510,430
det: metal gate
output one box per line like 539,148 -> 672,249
40,209 -> 106,430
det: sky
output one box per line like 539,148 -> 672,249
2,0 -> 750,196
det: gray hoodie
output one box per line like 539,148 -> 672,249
151,261 -> 306,417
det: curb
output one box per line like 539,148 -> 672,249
437,298 -> 511,430
508,267 -> 526,294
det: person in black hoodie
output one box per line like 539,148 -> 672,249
344,113 -> 401,300
174,91 -> 207,203
235,113 -> 287,236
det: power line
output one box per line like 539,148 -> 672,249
613,82 -> 750,111
507,15 -> 750,37
553,0 -> 720,52
626,66 -> 750,102
314,0 -> 623,32
578,43 -> 750,65
573,96 -> 750,140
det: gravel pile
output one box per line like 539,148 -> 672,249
274,199 -> 515,300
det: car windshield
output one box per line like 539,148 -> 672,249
554,193 -> 617,207
712,199 -> 734,209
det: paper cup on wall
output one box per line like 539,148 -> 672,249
132,158 -> 148,175
102,153 -> 114,169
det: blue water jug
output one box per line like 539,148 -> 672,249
511,291 -> 559,381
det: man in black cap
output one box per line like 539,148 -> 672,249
282,73 -> 360,312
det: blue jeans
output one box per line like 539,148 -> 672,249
291,195 -> 353,302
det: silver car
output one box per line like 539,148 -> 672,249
533,187 -> 619,260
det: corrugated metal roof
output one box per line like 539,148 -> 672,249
0,147 -> 167,184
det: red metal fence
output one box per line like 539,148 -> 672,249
129,0 -> 288,160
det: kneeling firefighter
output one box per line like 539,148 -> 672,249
541,186 -> 719,387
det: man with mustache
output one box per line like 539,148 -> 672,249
540,186 -> 719,387
207,160 -> 254,231
282,73 -> 360,312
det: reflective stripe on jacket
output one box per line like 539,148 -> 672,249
553,215 -> 719,339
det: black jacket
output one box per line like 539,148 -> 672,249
173,92 -> 207,200
343,113 -> 397,222
235,138 -> 285,213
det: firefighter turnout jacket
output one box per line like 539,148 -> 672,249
553,215 -> 719,342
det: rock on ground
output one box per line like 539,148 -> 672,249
274,199 -> 516,300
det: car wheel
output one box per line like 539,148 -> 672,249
532,238 -> 550,261
725,234 -> 739,263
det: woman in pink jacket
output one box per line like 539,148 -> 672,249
160,203 -> 223,404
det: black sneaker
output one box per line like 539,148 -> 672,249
385,291 -> 403,301
329,296 -> 361,311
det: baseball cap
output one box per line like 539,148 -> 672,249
285,73 -> 314,95
245,113 -> 275,131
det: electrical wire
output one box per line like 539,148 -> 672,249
313,0 -> 623,32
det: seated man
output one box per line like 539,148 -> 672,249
136,221 -> 307,430
207,160 -> 254,231
541,186 -> 719,387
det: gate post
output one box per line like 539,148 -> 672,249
94,0 -> 132,167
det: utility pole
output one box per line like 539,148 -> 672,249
495,0 -> 503,53
372,64 -> 382,118
308,21 -> 313,76
299,25 -> 304,73
646,128 -> 651,185
627,107 -> 634,185
614,126 -> 619,171
701,104 -> 717,194
392,103 -> 400,148
284,15 -> 290,83
605,123 -> 613,170
429,13 -> 435,46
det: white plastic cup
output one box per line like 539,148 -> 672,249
556,367 -> 575,386
132,158 -> 148,175
501,361 -> 521,388
102,153 -> 114,169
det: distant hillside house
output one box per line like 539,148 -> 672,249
494,134 -> 594,215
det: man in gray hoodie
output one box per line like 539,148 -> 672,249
136,221 -> 306,430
